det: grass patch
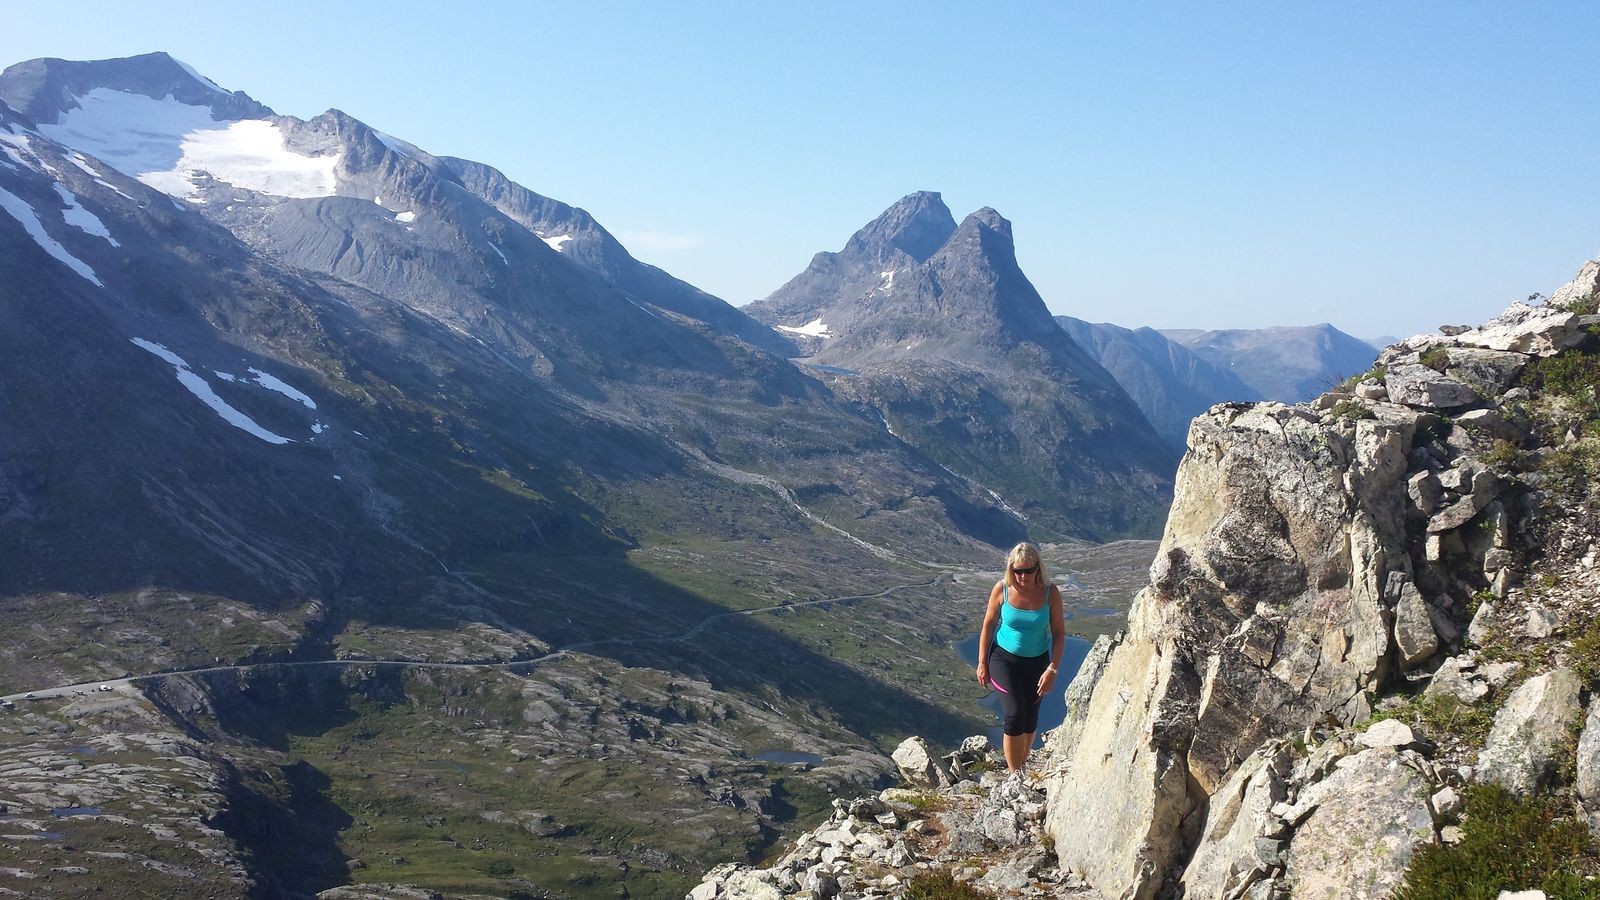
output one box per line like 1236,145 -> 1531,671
1572,620 -> 1600,692
1396,784 -> 1600,900
903,869 -> 995,900
1366,693 -> 1498,747
1330,400 -> 1375,422
1481,439 -> 1525,471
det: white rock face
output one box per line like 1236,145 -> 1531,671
1548,255 -> 1598,309
1478,669 -> 1583,796
1283,748 -> 1435,900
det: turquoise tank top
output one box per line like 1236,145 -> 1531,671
995,584 -> 1051,657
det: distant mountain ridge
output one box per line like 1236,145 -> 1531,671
1159,323 -> 1380,404
1054,317 -> 1262,453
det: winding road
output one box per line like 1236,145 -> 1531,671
0,577 -> 946,704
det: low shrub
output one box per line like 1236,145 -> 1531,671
1521,353 -> 1600,398
1330,400 -> 1376,422
1420,347 -> 1451,372
1395,784 -> 1599,900
1571,621 -> 1600,692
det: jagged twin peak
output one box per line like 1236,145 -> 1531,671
750,191 -> 1091,368
746,192 -> 1178,540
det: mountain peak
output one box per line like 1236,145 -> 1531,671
0,51 -> 272,125
959,207 -> 1012,240
843,191 -> 957,263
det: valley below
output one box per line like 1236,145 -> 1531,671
0,538 -> 1156,900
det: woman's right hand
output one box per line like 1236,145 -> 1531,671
976,661 -> 988,685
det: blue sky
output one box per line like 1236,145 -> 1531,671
3,2 -> 1595,338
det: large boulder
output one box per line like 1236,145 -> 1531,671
1447,302 -> 1591,356
890,736 -> 952,789
1385,364 -> 1480,409
1477,669 -> 1583,796
1283,748 -> 1436,900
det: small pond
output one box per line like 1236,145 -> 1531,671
754,750 -> 825,766
50,807 -> 101,818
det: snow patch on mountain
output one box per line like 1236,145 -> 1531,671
0,131 -> 39,171
171,57 -> 229,96
130,339 -> 293,444
373,130 -> 422,159
65,152 -> 134,199
52,183 -> 119,246
247,367 -> 317,409
539,233 -> 572,252
395,210 -> 416,223
775,317 -> 832,338
40,89 -> 339,200
0,185 -> 103,285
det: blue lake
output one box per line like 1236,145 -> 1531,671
955,633 -> 1092,748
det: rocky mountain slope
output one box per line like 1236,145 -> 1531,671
0,51 -> 1189,898
1054,317 -> 1262,454
693,260 -> 1600,900
746,192 -> 1177,539
1161,322 -> 1380,404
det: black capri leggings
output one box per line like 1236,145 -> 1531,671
988,645 -> 1051,736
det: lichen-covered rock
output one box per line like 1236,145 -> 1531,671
1478,669 -> 1583,796
1424,655 -> 1490,704
1393,581 -> 1440,668
1283,748 -> 1435,900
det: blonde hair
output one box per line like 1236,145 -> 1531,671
1003,542 -> 1047,590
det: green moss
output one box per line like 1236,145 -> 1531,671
1396,784 -> 1600,900
902,790 -> 950,814
1337,363 -> 1388,392
1522,353 -> 1600,398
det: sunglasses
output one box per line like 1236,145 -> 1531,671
1011,564 -> 1038,575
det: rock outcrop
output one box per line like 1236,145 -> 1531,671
1041,279 -> 1600,899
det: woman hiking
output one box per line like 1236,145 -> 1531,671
975,541 -> 1067,788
